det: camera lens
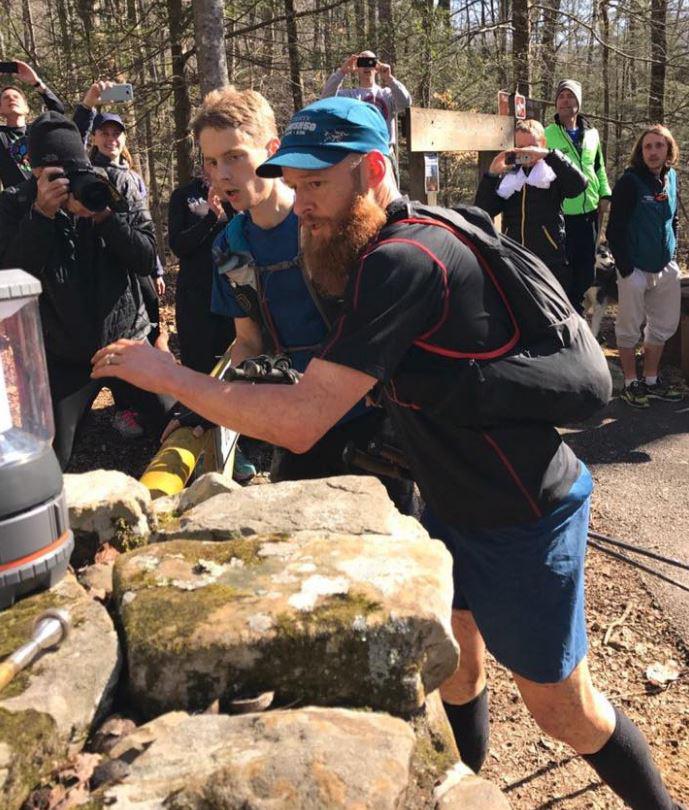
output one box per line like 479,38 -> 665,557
68,171 -> 110,212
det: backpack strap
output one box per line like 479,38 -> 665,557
369,206 -> 521,359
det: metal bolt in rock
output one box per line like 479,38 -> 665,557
0,608 -> 71,692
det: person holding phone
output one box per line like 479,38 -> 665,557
320,51 -> 411,150
0,60 -> 65,189
475,118 -> 587,296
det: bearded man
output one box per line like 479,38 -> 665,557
93,98 -> 682,810
168,87 -> 414,510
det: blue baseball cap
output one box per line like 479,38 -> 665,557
256,97 -> 390,178
93,112 -> 126,132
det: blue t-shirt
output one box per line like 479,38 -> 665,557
211,210 -> 325,373
566,126 -> 583,152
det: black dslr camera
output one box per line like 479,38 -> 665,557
48,166 -> 127,213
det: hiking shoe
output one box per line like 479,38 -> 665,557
112,409 -> 145,438
619,380 -> 649,409
233,448 -> 257,483
645,376 -> 685,401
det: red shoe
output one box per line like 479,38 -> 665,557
112,409 -> 144,438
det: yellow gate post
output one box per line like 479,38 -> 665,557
139,346 -> 238,498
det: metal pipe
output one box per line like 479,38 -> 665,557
0,608 -> 71,692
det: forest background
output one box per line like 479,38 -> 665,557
0,0 -> 685,258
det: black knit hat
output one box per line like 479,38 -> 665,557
27,111 -> 90,170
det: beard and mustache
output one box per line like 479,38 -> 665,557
300,193 -> 388,299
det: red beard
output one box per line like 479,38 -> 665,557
301,194 -> 388,298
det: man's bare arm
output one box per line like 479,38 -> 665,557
92,341 -> 375,453
229,317 -> 263,366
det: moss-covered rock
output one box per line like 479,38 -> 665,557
0,707 -> 59,810
114,523 -> 457,718
0,575 -> 121,809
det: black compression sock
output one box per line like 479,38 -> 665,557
442,686 -> 490,773
583,707 -> 679,810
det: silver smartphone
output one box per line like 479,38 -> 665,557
100,83 -> 134,103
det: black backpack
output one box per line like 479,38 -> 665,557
384,200 -> 612,426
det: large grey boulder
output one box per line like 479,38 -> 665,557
0,574 -> 120,809
98,708 -> 416,809
162,475 -> 417,540
114,477 -> 457,718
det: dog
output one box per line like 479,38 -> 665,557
583,242 -> 618,339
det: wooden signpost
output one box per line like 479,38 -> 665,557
405,107 -> 514,205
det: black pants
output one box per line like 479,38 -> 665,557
270,408 -> 420,517
564,212 -> 598,313
47,354 -> 173,470
176,280 -> 236,374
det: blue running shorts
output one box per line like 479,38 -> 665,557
421,463 -> 593,683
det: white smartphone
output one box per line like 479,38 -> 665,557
100,83 -> 134,103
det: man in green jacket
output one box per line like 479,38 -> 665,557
545,80 -> 611,313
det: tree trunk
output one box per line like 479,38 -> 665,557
649,0 -> 667,121
367,0 -> 377,47
166,0 -> 194,186
540,0 -> 561,98
353,0 -> 366,50
226,10 -> 235,81
283,0 -> 304,111
377,0 -> 396,65
22,0 -> 37,61
512,0 -> 530,95
264,0 -> 276,78
192,0 -> 229,96
415,0 -> 435,107
600,0 -> 610,157
498,0 -> 510,88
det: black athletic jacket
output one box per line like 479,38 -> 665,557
475,150 -> 586,270
168,177 -> 230,292
0,177 -> 155,365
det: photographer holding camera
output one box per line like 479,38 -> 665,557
321,51 -> 411,150
0,111 -> 171,468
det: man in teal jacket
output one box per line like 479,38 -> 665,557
545,80 -> 611,313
